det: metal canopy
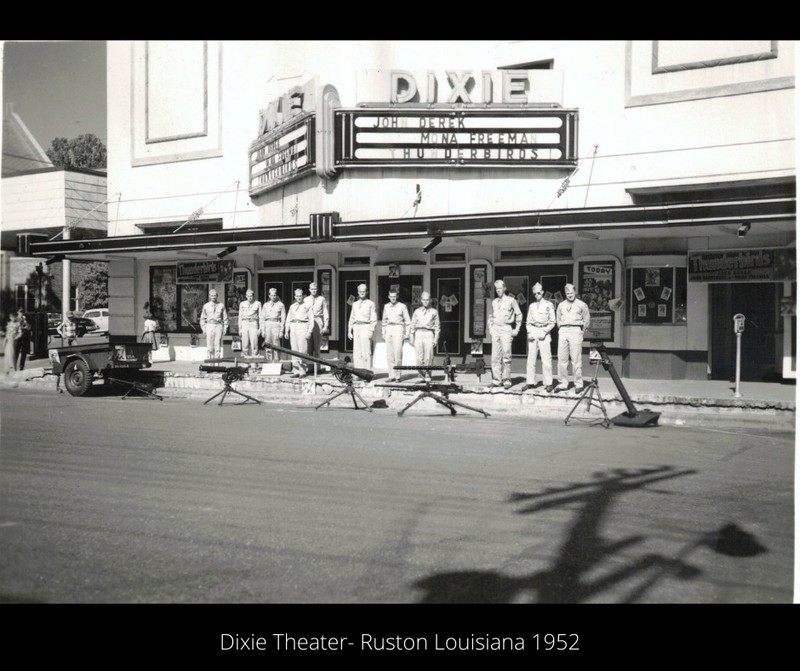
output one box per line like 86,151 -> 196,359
30,196 -> 796,260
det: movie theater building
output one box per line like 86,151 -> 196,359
32,40 -> 796,381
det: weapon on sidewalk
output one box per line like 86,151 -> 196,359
261,342 -> 375,383
198,362 -> 261,405
591,343 -> 660,427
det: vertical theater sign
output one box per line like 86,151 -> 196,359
249,68 -> 578,197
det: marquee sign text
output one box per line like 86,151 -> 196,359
335,108 -> 578,167
249,113 -> 316,196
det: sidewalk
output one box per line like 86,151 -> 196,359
3,352 -> 795,430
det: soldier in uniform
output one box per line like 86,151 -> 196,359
523,282 -> 556,392
304,282 -> 329,358
409,291 -> 440,382
285,288 -> 313,377
382,289 -> 411,382
260,287 -> 286,362
347,283 -> 377,370
199,289 -> 228,360
489,279 -> 522,389
554,283 -> 591,394
238,289 -> 261,358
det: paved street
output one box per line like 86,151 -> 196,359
1,386 -> 794,607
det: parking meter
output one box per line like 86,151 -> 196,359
733,314 -> 745,397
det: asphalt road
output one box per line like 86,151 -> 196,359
1,385 -> 794,609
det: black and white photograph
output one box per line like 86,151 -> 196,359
0,39 -> 796,661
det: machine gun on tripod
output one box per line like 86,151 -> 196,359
199,361 -> 261,405
389,342 -> 490,418
262,342 -> 375,411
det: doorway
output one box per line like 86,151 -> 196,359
710,282 -> 777,381
339,269 -> 371,354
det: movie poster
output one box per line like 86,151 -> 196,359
579,261 -> 615,341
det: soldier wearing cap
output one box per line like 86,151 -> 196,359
200,289 -> 228,359
238,289 -> 262,358
285,288 -> 314,377
304,282 -> 329,358
409,291 -> 440,382
382,288 -> 411,382
489,279 -> 522,389
347,283 -> 377,370
523,282 -> 556,392
260,287 -> 286,362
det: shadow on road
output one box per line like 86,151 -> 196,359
413,466 -> 767,603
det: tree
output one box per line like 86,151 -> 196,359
46,134 -> 107,170
77,262 -> 108,310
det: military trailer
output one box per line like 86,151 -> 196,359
48,342 -> 155,397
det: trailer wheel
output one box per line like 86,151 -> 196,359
63,359 -> 93,396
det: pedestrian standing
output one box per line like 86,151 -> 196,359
523,283 -> 556,392
260,287 -> 286,362
305,282 -> 329,358
382,289 -> 411,382
3,313 -> 20,373
489,280 -> 522,389
15,309 -> 31,371
142,313 -> 159,351
285,288 -> 313,377
554,283 -> 591,394
409,291 -> 440,382
238,289 -> 262,358
199,289 -> 228,360
347,283 -> 377,370
56,313 -> 77,346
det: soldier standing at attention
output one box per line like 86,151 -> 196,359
409,291 -> 440,383
238,289 -> 262,358
304,282 -> 329,358
382,289 -> 411,382
489,279 -> 522,390
523,282 -> 557,392
554,283 -> 591,394
285,288 -> 313,377
199,289 -> 228,360
260,288 -> 286,362
347,283 -> 377,370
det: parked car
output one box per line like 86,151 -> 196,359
83,308 -> 109,334
47,313 -> 100,338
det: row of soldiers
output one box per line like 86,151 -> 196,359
198,278 -> 590,391
198,282 -> 442,380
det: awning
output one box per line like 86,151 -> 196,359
31,195 -> 795,259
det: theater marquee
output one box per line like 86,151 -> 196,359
248,113 -> 316,196
334,108 -> 578,167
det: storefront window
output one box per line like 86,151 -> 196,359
149,266 -> 178,331
626,266 -> 687,324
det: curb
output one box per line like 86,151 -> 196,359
4,368 -> 793,431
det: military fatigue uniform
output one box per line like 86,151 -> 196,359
304,294 -> 329,358
382,301 -> 411,381
490,294 -> 522,387
199,301 -> 228,359
555,297 -> 591,391
525,298 -> 556,387
348,298 -> 377,370
409,305 -> 441,381
285,300 -> 313,376
260,299 -> 286,361
238,298 -> 262,357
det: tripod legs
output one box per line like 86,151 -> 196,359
398,391 -> 490,418
315,384 -> 372,412
564,380 -> 611,427
203,384 -> 261,406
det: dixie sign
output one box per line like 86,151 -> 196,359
356,69 -> 564,106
